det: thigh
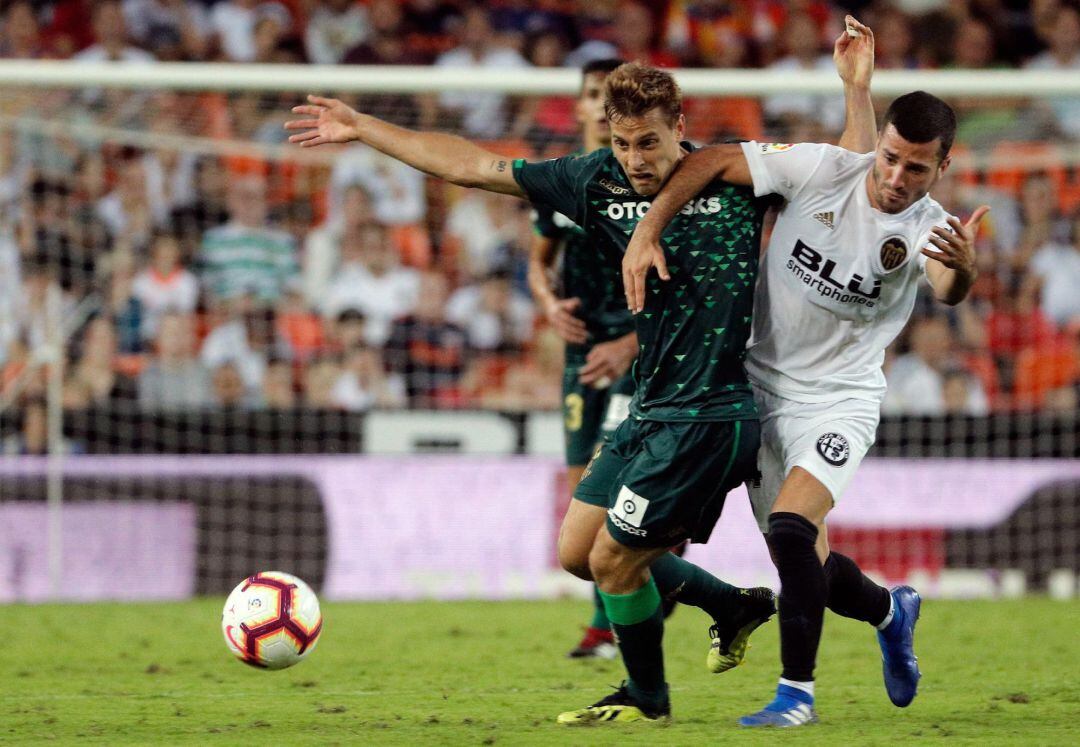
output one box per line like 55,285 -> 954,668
777,398 -> 879,506
607,419 -> 760,549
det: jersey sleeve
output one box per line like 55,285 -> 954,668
513,151 -> 602,226
531,204 -> 560,239
739,141 -> 832,201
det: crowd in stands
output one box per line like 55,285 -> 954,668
0,0 -> 1079,452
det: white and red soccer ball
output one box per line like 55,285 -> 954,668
221,571 -> 323,669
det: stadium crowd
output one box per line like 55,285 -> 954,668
1,0 -> 1079,450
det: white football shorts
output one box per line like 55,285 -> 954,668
746,383 -> 880,532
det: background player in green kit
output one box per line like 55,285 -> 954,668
284,39 -> 872,723
527,58 -> 637,661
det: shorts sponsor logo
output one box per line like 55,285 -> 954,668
816,433 -> 850,466
611,485 -> 650,528
880,235 -> 908,271
608,513 -> 648,537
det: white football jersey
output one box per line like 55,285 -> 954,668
739,141 -> 952,403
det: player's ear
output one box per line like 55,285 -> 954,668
674,114 -> 686,141
938,154 -> 952,178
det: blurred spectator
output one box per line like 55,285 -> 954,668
445,268 -> 535,353
874,8 -> 919,70
122,0 -> 211,61
197,175 -> 298,307
303,184 -> 375,305
0,397 -> 82,454
331,308 -> 369,352
200,307 -> 275,393
1011,172 -> 1062,270
67,316 -> 136,405
342,0 -> 423,64
883,316 -> 989,415
468,326 -> 563,410
1026,211 -> 1080,328
385,271 -> 469,407
444,190 -> 530,279
210,0 -> 291,62
331,346 -> 406,410
763,12 -> 843,134
211,360 -> 260,407
95,149 -> 168,249
0,226 -> 21,361
131,232 -> 199,340
21,179 -> 97,296
663,0 -> 759,68
328,146 -> 427,229
302,356 -> 342,407
261,357 -> 296,407
941,367 -> 991,415
171,156 -> 230,245
304,0 -> 370,65
565,0 -> 619,67
107,252 -> 146,353
74,0 -> 156,62
611,1 -> 679,67
138,312 -> 212,409
1024,2 -> 1080,138
0,0 -> 46,59
320,221 -> 420,345
434,6 -> 529,138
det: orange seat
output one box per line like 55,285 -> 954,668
985,142 -> 1064,196
1012,340 -> 1080,409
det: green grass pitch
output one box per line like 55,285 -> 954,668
4,597 -> 1077,745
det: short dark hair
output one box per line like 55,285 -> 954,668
881,91 -> 957,161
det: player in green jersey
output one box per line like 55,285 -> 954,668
527,58 -> 637,661
284,33 -> 874,723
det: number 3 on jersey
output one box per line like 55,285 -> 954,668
564,393 -> 584,432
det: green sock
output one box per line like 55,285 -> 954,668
650,552 -> 740,622
589,584 -> 611,630
599,579 -> 668,709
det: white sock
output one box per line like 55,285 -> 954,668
876,593 -> 896,631
779,678 -> 815,699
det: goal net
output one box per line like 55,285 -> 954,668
0,62 -> 1077,600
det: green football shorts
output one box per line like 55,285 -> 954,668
574,417 -> 761,548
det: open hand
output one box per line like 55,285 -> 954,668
285,95 -> 360,147
922,205 -> 990,277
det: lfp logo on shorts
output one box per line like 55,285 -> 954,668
816,433 -> 850,466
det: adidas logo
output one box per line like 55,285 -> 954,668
813,211 -> 835,230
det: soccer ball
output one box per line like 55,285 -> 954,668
221,571 -> 323,669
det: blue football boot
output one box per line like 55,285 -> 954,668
877,585 -> 922,707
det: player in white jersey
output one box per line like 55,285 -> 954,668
623,91 -> 988,727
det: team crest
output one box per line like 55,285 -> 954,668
880,236 -> 908,271
816,433 -> 850,466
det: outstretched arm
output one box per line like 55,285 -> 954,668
835,15 -> 877,153
285,95 -> 526,197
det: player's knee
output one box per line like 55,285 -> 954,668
766,511 -> 820,557
587,540 -> 620,586
557,540 -> 593,580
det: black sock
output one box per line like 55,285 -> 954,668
649,551 -> 740,622
824,552 -> 891,626
766,512 -> 826,683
